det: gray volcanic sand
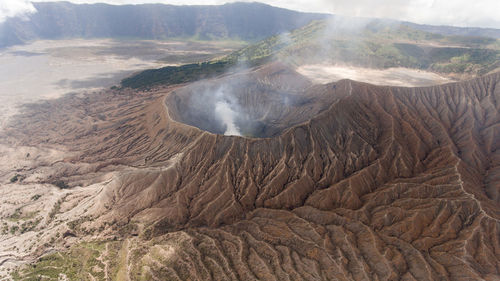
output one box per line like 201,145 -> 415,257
297,64 -> 454,87
0,38 -> 243,275
0,39 -> 459,276
0,39 -> 243,129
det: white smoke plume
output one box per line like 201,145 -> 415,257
215,99 -> 240,136
212,85 -> 244,136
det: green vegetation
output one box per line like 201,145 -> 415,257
234,20 -> 500,72
52,180 -> 70,189
10,174 -> 25,183
67,215 -> 95,236
429,49 -> 500,73
12,240 -> 131,281
270,20 -> 500,74
12,241 -> 114,281
2,218 -> 39,235
18,218 -> 42,234
223,19 -> 500,72
9,208 -> 24,221
12,234 -> 197,280
10,174 -> 19,183
117,222 -> 139,237
48,199 -> 63,221
10,225 -> 18,235
8,208 -> 38,222
1,222 -> 8,234
120,19 -> 500,89
121,61 -> 234,89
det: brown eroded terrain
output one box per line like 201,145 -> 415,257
2,63 -> 500,280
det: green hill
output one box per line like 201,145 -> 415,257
121,19 -> 500,89
230,20 -> 500,74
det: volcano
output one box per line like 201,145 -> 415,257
5,62 -> 500,280
167,64 -> 330,137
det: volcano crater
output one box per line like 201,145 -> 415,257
165,67 -> 336,138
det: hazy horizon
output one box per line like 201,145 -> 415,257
1,0 -> 500,29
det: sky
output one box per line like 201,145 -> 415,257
1,0 -> 499,29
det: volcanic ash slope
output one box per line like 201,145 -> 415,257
5,64 -> 500,280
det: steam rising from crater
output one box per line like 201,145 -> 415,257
214,92 -> 241,136
167,64 -> 322,139
180,81 -> 250,137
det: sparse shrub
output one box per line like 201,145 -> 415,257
1,225 -> 8,235
9,208 -> 23,221
10,225 -> 18,234
53,180 -> 70,189
117,223 -> 139,237
19,218 -> 41,234
67,215 -> 93,234
48,199 -> 63,220
10,174 -> 21,183
11,174 -> 26,183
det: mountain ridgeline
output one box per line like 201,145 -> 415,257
3,2 -> 500,50
0,2 -> 328,48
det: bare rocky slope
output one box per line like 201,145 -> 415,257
4,63 -> 500,280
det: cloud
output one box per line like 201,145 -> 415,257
319,0 -> 500,29
0,0 -> 36,23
